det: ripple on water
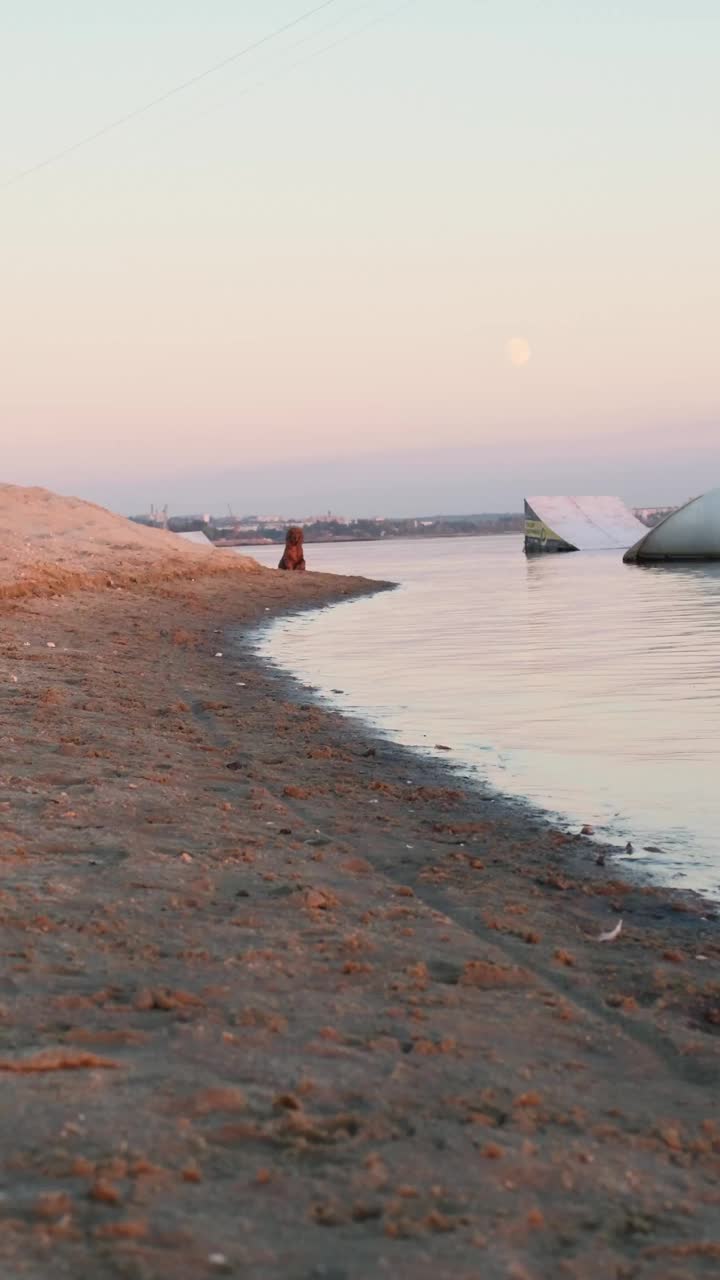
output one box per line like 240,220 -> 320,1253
246,537 -> 720,900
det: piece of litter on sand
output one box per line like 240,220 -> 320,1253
236,682 -> 246,686
580,824 -> 594,835
46,642 -> 56,649
215,652 -> 223,658
696,954 -> 708,961
597,920 -> 623,943
435,744 -> 451,751
209,1256 -> 228,1269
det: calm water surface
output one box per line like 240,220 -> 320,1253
247,537 -> 720,898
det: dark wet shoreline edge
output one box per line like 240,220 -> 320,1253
228,573 -> 719,927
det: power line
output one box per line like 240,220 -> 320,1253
168,0 -> 416,141
2,0 -> 342,190
172,0 -> 384,128
160,0 -> 412,140
278,0 -> 415,85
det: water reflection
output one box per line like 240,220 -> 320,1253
247,537 -> 720,899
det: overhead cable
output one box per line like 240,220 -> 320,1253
2,0 -> 341,190
168,0 -> 416,139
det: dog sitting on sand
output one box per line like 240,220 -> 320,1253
278,526 -> 306,572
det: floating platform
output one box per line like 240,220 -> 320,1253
524,497 -> 646,555
624,489 -> 720,563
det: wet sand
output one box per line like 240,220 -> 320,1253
0,567 -> 719,1280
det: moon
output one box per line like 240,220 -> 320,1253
506,337 -> 532,367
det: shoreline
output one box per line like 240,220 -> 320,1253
249,576 -> 719,914
242,592 -> 719,925
0,568 -> 718,1278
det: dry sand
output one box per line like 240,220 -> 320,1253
0,491 -> 718,1279
0,485 -> 257,598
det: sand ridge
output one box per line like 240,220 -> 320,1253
0,484 -> 259,597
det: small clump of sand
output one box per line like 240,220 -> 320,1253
0,484 -> 259,599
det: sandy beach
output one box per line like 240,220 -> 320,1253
9,3 -> 719,1271
0,560 -> 719,1280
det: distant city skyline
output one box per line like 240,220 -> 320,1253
3,2 -> 719,511
19,432 -> 715,521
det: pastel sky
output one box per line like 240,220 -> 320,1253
2,1 -> 719,515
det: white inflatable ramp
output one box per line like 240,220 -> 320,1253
624,488 -> 720,562
524,496 -> 646,554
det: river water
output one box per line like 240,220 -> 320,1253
245,536 -> 720,899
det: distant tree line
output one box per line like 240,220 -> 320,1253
130,512 -> 524,543
219,514 -> 523,544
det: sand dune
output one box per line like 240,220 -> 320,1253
0,484 -> 258,597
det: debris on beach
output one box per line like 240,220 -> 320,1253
580,824 -> 594,835
597,920 -> 623,943
435,743 -> 452,751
